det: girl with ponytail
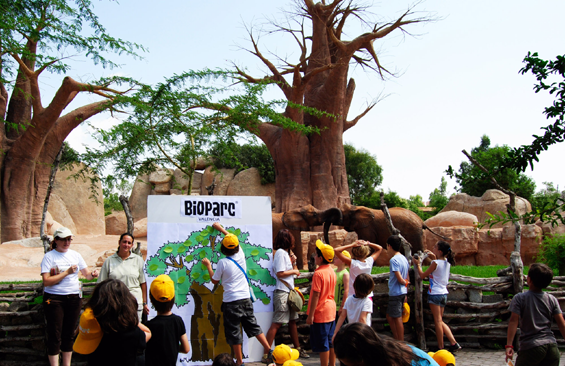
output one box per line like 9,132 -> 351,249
412,241 -> 461,353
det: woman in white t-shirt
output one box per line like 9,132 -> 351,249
334,240 -> 383,303
264,229 -> 308,360
412,241 -> 461,353
41,227 -> 98,366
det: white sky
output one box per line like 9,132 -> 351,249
54,0 -> 565,199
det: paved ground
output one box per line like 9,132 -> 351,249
247,348 -> 565,366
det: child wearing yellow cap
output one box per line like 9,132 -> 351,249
202,222 -> 271,366
145,274 -> 190,366
268,344 -> 299,366
306,240 -> 337,366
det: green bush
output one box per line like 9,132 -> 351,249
536,234 -> 565,275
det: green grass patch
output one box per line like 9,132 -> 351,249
372,265 -> 530,278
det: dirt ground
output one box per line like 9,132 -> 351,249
0,235 -> 147,282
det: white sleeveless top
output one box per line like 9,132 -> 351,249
428,259 -> 450,295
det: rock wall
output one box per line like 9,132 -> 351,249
441,189 -> 531,228
50,164 -> 105,235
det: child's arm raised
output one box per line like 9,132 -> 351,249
334,240 -> 364,266
202,258 -> 219,285
179,333 -> 190,354
412,257 -> 438,280
212,222 -> 229,236
366,241 -> 383,262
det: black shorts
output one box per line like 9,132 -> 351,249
221,299 -> 263,345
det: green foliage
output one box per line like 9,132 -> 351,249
210,141 -> 275,184
536,234 -> 565,275
383,190 -> 408,209
145,225 -> 275,307
344,144 -> 383,206
406,195 -> 429,221
447,135 -> 536,201
428,177 -> 449,215
0,0 -> 144,86
80,70 -> 320,186
102,178 -> 132,216
506,52 -> 565,172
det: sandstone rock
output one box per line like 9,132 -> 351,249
425,211 -> 478,228
149,168 -> 174,184
133,218 -> 148,237
447,288 -> 467,301
153,182 -> 171,194
475,224 -> 541,265
192,172 -> 203,193
201,167 -> 236,196
536,220 -> 565,237
226,168 -> 276,207
52,164 -> 104,236
105,212 -> 127,235
149,190 -> 167,195
129,174 -> 152,221
96,249 -> 116,267
441,189 -> 531,228
1,238 -> 44,248
47,194 -> 77,234
423,226 -> 479,265
170,189 -> 185,195
172,169 -> 203,192
49,219 -> 63,235
44,211 -> 55,235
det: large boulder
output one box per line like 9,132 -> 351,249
475,224 -> 541,265
52,164 -> 104,235
425,211 -> 478,228
129,174 -> 152,221
226,168 -> 276,207
201,167 -> 236,196
105,212 -> 127,235
47,194 -> 77,234
536,220 -> 565,238
423,227 -> 479,265
441,189 -> 531,228
149,168 -> 174,184
172,169 -> 203,194
133,218 -> 148,237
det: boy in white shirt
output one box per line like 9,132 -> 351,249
332,273 -> 374,343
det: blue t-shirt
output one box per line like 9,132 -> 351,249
409,345 -> 439,365
389,254 -> 409,296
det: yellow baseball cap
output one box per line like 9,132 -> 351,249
427,350 -> 456,366
402,302 -> 410,323
222,233 -> 239,249
272,344 -> 299,364
282,361 -> 303,366
316,240 -> 334,263
150,274 -> 175,302
342,250 -> 351,259
73,308 -> 103,354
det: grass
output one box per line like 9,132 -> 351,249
372,265 -> 530,278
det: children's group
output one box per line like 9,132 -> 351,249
42,223 -> 565,366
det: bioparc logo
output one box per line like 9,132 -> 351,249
180,197 -> 242,222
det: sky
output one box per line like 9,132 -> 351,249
52,0 -> 565,200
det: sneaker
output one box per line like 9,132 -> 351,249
297,347 -> 310,359
446,343 -> 462,353
261,350 -> 273,364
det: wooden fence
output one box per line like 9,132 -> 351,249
1,271 -> 565,365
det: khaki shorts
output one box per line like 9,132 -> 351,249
272,290 -> 299,324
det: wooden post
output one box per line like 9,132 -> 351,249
40,145 -> 65,254
412,267 -> 426,350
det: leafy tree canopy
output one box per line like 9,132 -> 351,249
428,177 -> 449,215
80,70 -> 321,191
344,144 -> 383,206
210,141 -> 275,185
447,135 -> 536,202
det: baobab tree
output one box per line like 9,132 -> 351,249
0,0 -> 142,241
235,0 -> 425,213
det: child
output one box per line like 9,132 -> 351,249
146,274 -> 190,366
264,229 -> 308,362
213,353 -> 236,366
506,263 -> 565,366
202,222 -> 271,366
427,350 -> 456,366
334,323 -> 439,366
334,240 -> 382,303
74,279 -> 152,366
386,235 -> 409,341
306,240 -> 337,366
268,344 -> 299,366
412,241 -> 461,352
332,273 -> 374,343
334,250 -> 350,319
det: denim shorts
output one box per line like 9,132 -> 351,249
310,321 -> 335,352
428,294 -> 447,307
387,295 -> 406,318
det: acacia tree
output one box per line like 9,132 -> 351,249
234,0 -> 425,212
0,0 -> 142,241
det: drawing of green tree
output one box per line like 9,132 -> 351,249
146,225 -> 275,307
